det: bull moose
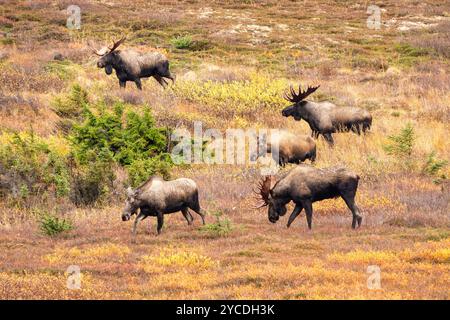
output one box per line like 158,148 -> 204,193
121,176 -> 206,235
92,37 -> 175,90
254,164 -> 362,229
281,85 -> 372,145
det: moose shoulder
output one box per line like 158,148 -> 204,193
92,37 -> 175,90
121,176 -> 206,235
281,85 -> 372,145
255,164 -> 362,230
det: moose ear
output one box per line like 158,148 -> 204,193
126,187 -> 134,197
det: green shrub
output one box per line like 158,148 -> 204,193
68,151 -> 116,206
71,103 -> 170,165
0,133 -> 70,198
171,35 -> 193,49
52,84 -> 89,133
383,123 -> 415,158
423,151 -> 448,183
39,212 -> 73,236
199,211 -> 233,238
52,84 -> 88,119
70,101 -> 173,190
127,154 -> 172,187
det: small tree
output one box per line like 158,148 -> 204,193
383,123 -> 415,158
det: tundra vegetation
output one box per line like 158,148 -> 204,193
0,1 -> 449,299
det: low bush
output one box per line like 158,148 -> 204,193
199,211 -> 233,238
39,212 -> 73,236
0,132 -> 70,198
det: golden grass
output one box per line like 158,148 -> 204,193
0,0 -> 449,300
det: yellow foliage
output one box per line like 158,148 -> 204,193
44,243 -> 131,265
140,247 -> 216,272
172,73 -> 288,115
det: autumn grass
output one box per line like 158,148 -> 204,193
0,0 -> 449,299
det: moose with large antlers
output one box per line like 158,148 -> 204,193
92,37 -> 175,90
255,164 -> 363,230
281,85 -> 372,145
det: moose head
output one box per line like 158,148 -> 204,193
91,36 -> 126,75
254,176 -> 289,223
121,186 -> 140,221
281,84 -> 320,121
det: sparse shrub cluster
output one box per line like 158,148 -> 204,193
383,123 -> 447,181
38,212 -> 73,236
199,211 -> 233,238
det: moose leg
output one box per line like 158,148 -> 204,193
181,207 -> 193,225
160,68 -> 175,83
134,79 -> 142,90
189,203 -> 206,225
156,212 -> 164,235
341,193 -> 362,229
303,200 -> 314,230
132,212 -> 146,236
119,80 -> 126,88
154,75 -> 167,88
287,203 -> 304,228
192,207 -> 206,225
323,133 -> 334,146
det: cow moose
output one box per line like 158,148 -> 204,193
121,176 -> 206,235
92,37 -> 175,90
252,130 -> 316,166
281,85 -> 372,145
254,164 -> 362,230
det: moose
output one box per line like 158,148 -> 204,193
254,164 -> 362,230
252,130 -> 316,166
121,176 -> 206,235
92,37 -> 175,90
281,85 -> 372,145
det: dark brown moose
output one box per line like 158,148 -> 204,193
255,164 -> 363,229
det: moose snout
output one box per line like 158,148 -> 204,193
269,216 -> 278,223
122,214 -> 130,221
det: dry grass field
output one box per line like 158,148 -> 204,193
0,0 -> 449,299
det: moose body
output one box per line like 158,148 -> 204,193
93,37 -> 174,90
255,164 -> 362,229
255,131 -> 316,166
281,85 -> 372,145
121,176 -> 206,235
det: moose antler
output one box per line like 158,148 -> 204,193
108,36 -> 126,52
284,84 -> 320,103
253,176 -> 276,209
88,40 -> 108,56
